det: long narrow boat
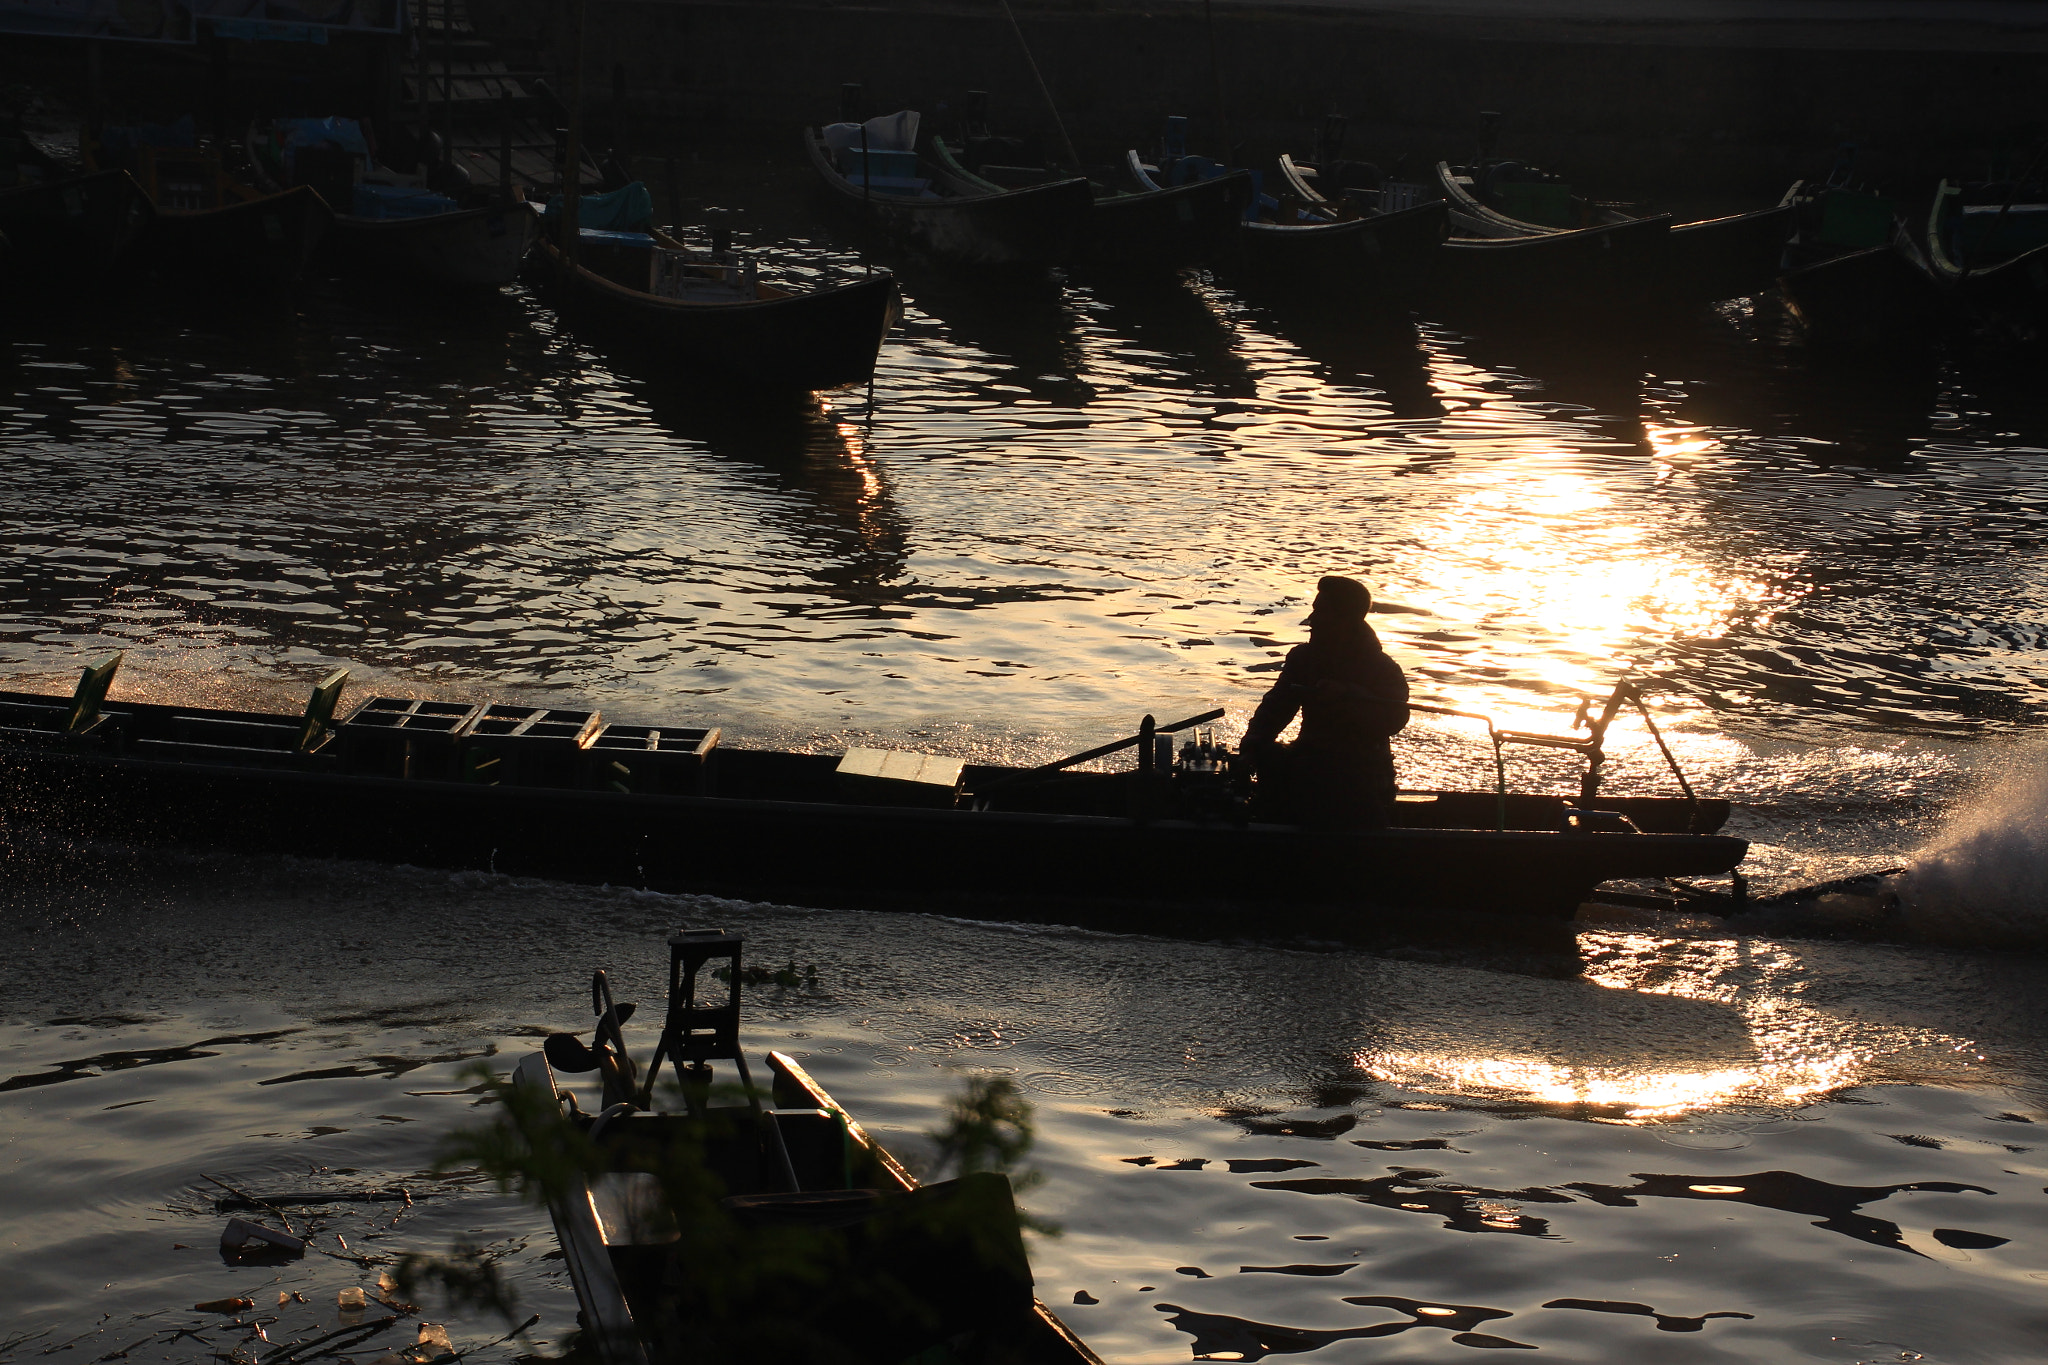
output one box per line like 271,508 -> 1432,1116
1432,160 -> 1792,304
513,933 -> 1102,1364
1923,177 -> 2048,337
0,661 -> 1746,927
0,168 -> 154,293
929,135 -> 1253,271
803,120 -> 1091,269
1420,161 -> 1674,308
541,225 -> 899,391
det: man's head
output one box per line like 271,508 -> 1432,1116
1308,575 -> 1372,627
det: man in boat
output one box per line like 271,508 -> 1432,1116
1243,575 -> 1409,830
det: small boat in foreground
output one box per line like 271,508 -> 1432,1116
0,655 -> 1746,927
804,108 -> 1091,269
514,931 -> 1101,1364
541,214 -> 899,392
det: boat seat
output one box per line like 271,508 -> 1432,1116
134,669 -> 350,767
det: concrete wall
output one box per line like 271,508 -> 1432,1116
476,0 -> 2048,198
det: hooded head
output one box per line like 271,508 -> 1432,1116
1307,575 -> 1377,649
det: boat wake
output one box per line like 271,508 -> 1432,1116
1894,757 -> 2048,949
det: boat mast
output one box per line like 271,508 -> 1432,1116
559,0 -> 587,265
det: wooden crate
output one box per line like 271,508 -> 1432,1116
584,722 -> 720,795
464,703 -> 603,788
338,697 -> 483,780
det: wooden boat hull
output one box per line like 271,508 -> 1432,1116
1436,162 -> 1791,305
1664,203 -> 1797,304
0,699 -> 1744,926
1778,244 -> 1942,347
1438,214 -> 1672,310
331,201 -> 540,285
1083,171 -> 1254,270
518,1047 -> 1103,1365
0,169 -> 154,290
1231,200 -> 1450,296
1925,181 -> 2048,333
149,184 -> 333,287
542,238 -> 897,391
804,129 -> 1091,269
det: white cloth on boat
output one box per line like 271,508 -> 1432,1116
821,110 -> 920,154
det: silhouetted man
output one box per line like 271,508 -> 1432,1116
1243,576 -> 1409,829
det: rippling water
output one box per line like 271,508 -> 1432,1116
4,161 -> 2047,1363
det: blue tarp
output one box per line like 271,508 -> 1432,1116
542,181 -> 654,232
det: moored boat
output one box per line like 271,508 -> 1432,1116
1924,177 -> 2048,338
0,656 -> 1747,928
1774,179 -> 1942,347
929,131 -> 1253,271
1432,158 -> 1793,304
541,214 -> 899,392
803,109 -> 1091,270
0,167 -> 154,293
253,116 -> 540,286
85,120 -> 333,287
512,932 -> 1101,1364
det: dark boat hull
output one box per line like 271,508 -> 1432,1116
0,170 -> 154,291
1664,203 -> 1797,304
1083,171 -> 1254,270
331,201 -> 540,285
541,239 -> 898,392
804,130 -> 1091,269
1232,201 -> 1450,296
150,184 -> 333,287
1438,214 -> 1672,310
0,735 -> 1744,926
1778,244 -> 1942,347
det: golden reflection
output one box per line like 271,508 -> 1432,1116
1387,458 -> 1783,714
1644,420 -> 1722,463
1357,1048 -> 1871,1121
1356,933 -> 1976,1123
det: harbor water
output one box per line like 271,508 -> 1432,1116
3,163 -> 2047,1363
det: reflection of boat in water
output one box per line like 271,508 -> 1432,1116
516,932 -> 1101,1365
0,667 -> 1744,930
633,388 -> 910,598
1242,299 -> 1442,419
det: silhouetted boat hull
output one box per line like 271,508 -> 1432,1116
150,184 -> 333,287
1234,200 -> 1450,295
332,201 -> 540,285
0,686 -> 1744,927
0,169 -> 154,288
804,128 -> 1090,268
541,235 -> 898,392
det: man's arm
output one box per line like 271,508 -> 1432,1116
1242,649 -> 1307,764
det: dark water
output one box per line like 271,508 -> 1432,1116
3,162 -> 2047,1363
